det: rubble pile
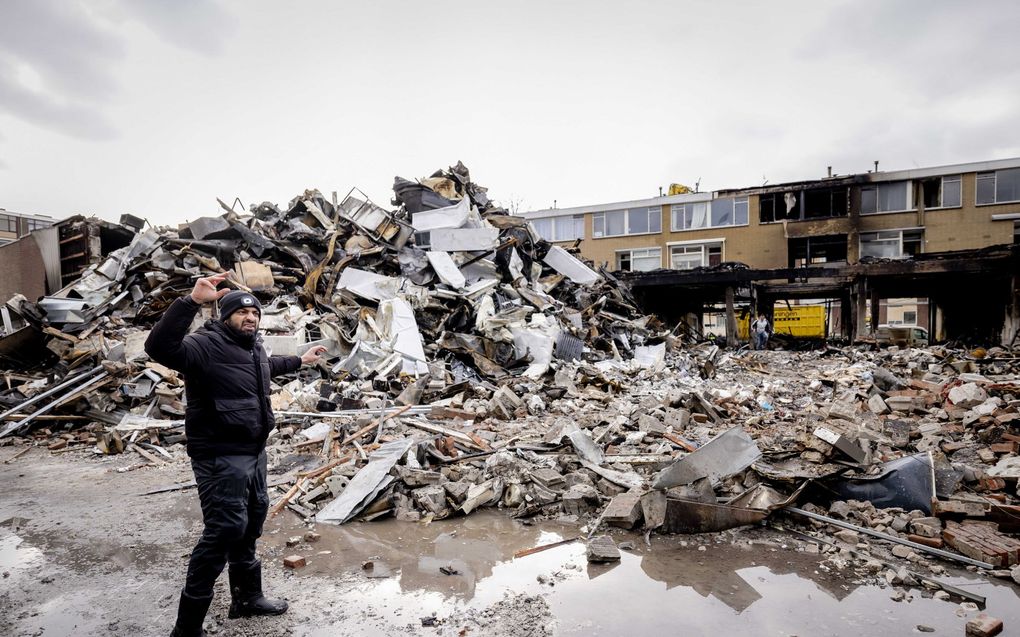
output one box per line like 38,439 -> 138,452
1,163 -> 1019,609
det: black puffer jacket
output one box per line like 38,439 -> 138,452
144,296 -> 301,459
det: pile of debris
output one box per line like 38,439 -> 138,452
1,163 -> 1018,614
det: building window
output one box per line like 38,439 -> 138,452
903,311 -> 917,324
976,168 -> 1020,205
669,242 -> 722,270
0,214 -> 17,233
709,197 -> 748,227
616,248 -> 661,272
802,188 -> 848,219
861,182 -> 910,214
921,175 -> 962,209
414,231 -> 431,249
531,215 -> 584,242
593,208 -> 661,238
860,229 -> 923,259
788,235 -> 848,267
761,189 -> 846,222
670,202 -> 710,231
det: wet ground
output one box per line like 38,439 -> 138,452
1,446 -> 1018,636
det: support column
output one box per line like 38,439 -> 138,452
870,286 -> 881,336
854,278 -> 868,341
725,286 -> 738,348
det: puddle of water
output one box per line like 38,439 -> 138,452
266,512 -> 1020,636
0,531 -> 45,581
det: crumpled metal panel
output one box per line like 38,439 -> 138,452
316,438 -> 417,524
652,427 -> 762,490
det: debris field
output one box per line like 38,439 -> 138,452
1,162 -> 1018,635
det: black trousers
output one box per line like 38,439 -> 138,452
183,451 -> 268,598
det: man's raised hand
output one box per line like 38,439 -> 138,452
190,273 -> 231,304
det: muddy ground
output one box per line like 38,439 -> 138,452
2,446 -> 1018,637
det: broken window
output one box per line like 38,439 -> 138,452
861,181 -> 910,214
616,247 -> 661,271
802,187 -> 848,219
788,235 -> 848,267
921,175 -> 962,209
762,189 -> 845,222
669,241 -> 722,270
670,202 -> 710,231
860,228 -> 923,259
593,208 -> 660,238
976,168 -> 1020,204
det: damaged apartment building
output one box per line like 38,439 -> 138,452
521,157 -> 1020,346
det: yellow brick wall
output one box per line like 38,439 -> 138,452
564,171 -> 1019,271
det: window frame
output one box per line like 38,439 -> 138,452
976,168 -> 1020,206
921,175 -> 962,210
615,247 -> 662,272
0,214 -> 17,233
859,228 -> 924,259
860,181 -> 912,215
532,215 -> 584,242
668,239 -> 724,270
593,208 -> 661,238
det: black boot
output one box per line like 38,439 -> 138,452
170,590 -> 212,637
227,560 -> 288,618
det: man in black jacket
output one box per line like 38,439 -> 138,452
145,272 -> 325,637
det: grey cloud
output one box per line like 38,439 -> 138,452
122,0 -> 237,55
0,58 -> 118,140
0,1 -> 124,99
0,0 -> 233,144
804,1 -> 1020,96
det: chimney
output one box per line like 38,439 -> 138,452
874,160 -> 880,172
827,166 -> 832,178
659,186 -> 663,197
553,199 -> 557,209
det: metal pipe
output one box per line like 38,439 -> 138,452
276,406 -> 434,419
0,366 -> 103,422
778,525 -> 986,605
2,372 -> 111,436
785,506 -> 994,570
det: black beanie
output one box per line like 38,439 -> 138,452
219,290 -> 262,321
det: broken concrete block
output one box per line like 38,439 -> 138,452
829,501 -> 851,519
833,530 -> 859,544
640,490 -> 667,530
637,414 -> 665,435
908,517 -> 942,538
561,483 -> 599,516
949,383 -> 989,409
412,485 -> 449,516
602,490 -> 644,529
443,481 -> 471,505
868,394 -> 890,415
530,467 -> 566,490
663,407 -> 690,431
283,555 -> 306,569
399,468 -> 444,487
965,614 -> 1003,637
586,535 -> 620,563
827,399 -> 858,421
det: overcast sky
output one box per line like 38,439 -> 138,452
1,0 -> 1018,225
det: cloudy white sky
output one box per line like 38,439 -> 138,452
1,0 -> 1018,225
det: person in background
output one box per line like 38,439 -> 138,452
751,313 -> 771,350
